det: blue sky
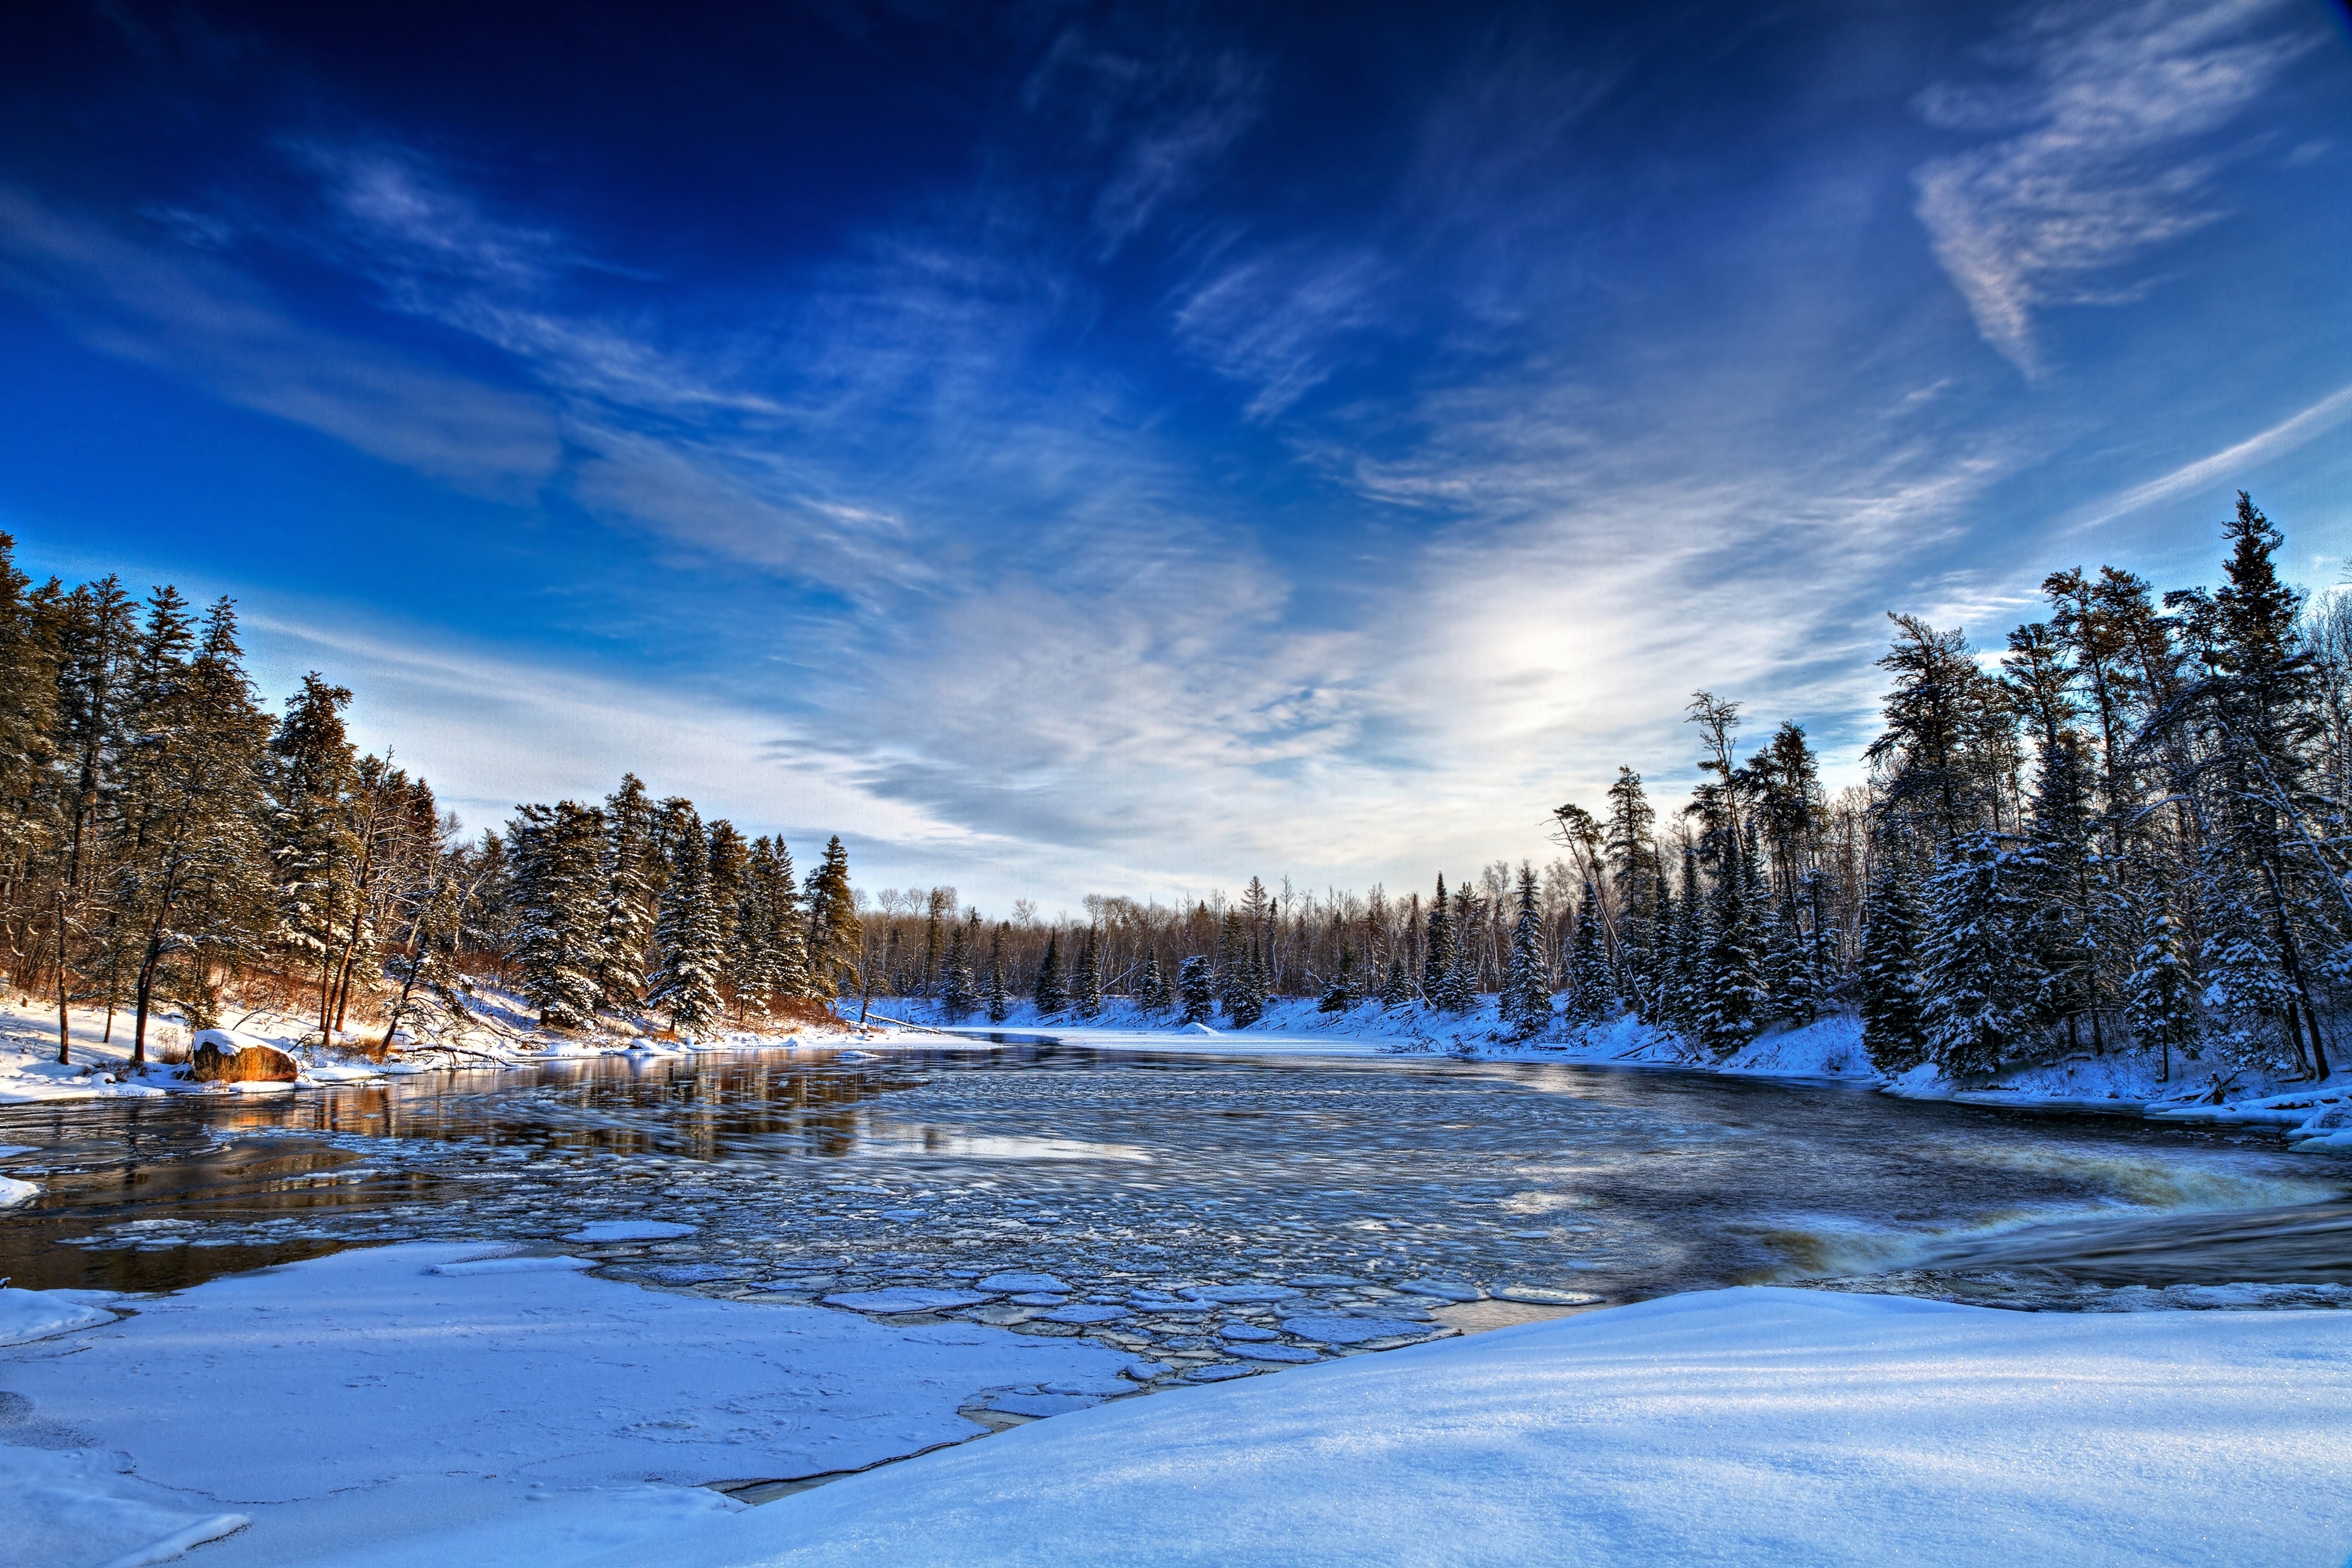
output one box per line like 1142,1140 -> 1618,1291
2,0 -> 2348,914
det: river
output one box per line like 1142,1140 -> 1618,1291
2,1043 -> 2345,1373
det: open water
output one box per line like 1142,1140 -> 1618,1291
3,1044 -> 2346,1375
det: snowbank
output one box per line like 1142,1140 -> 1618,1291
0,1242 -> 1129,1568
0,1286 -> 117,1345
598,1287 -> 2352,1568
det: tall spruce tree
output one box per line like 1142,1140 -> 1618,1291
1562,880 -> 1610,1028
1178,954 -> 1215,1024
1073,927 -> 1103,1018
1502,865 -> 1551,1036
1857,850 -> 1928,1072
1921,831 -> 2044,1077
1137,954 -> 1172,1012
509,800 -> 609,1030
1033,932 -> 1065,1014
646,810 -> 726,1035
2125,895 -> 2199,1084
1420,875 -> 1453,1000
595,774 -> 659,1011
803,835 -> 859,1001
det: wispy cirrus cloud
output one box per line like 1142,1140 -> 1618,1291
1912,0 -> 2313,375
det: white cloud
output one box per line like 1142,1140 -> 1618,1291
1911,0 -> 2311,374
2070,381 -> 2352,529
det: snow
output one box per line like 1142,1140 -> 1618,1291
562,1220 -> 700,1242
421,1254 -> 596,1276
0,1241 -> 1126,1568
0,1287 -> 119,1345
590,1287 -> 2352,1568
0,1449 -> 251,1568
0,1173 -> 36,1208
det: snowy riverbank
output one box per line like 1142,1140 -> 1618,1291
2,1251 -> 2345,1567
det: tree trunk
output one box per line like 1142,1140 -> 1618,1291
53,888 -> 70,1065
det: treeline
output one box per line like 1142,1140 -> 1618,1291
861,495 -> 2346,1085
0,536 -> 866,1066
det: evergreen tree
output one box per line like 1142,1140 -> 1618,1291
1664,848 -> 1706,1037
1562,880 -> 1611,1028
1921,831 -> 2045,1077
1033,932 -> 1065,1014
803,834 -> 859,1000
595,774 -> 659,1011
1421,875 -> 1453,1000
1604,769 -> 1661,1014
705,818 -> 750,961
1502,864 -> 1551,1035
508,801 -> 608,1029
1137,954 -> 1172,1013
1857,849 -> 1929,1072
1227,935 -> 1267,1026
940,923 -> 976,1021
1697,827 -> 1766,1057
2125,895 -> 2200,1083
984,926 -> 1011,1023
1073,927 -> 1103,1018
1378,954 -> 1413,1009
1178,954 -> 1215,1024
1318,944 -> 1360,1013
266,670 -> 362,1041
645,809 -> 725,1035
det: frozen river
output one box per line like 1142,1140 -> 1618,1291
3,1044 -> 2346,1378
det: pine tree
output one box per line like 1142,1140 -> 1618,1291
1697,828 -> 1766,1058
1073,928 -> 1103,1018
1178,954 -> 1215,1025
1921,831 -> 2045,1077
1318,944 -> 1360,1013
1857,849 -> 1929,1072
803,835 -> 859,1001
984,927 -> 1011,1023
1378,954 -> 1412,1009
1227,935 -> 1267,1027
1665,848 -> 1706,1037
595,774 -> 658,1011
266,670 -> 362,1041
1502,864 -> 1551,1036
940,922 -> 976,1021
1137,954 -> 1172,1012
1561,880 -> 1610,1028
1033,932 -> 1065,1014
1421,875 -> 1453,1000
646,810 -> 727,1036
2125,895 -> 2200,1083
508,801 -> 608,1030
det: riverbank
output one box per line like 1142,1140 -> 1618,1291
3,1250 -> 2345,1567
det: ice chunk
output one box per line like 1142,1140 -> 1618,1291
1037,1303 -> 1129,1324
641,1264 -> 747,1285
1493,1286 -> 1601,1306
561,1220 -> 698,1242
1186,1284 -> 1301,1304
1288,1275 -> 1363,1287
1218,1322 -> 1280,1341
1008,1293 -> 1068,1306
977,1272 -> 1069,1293
1232,1343 -> 1321,1362
1395,1279 -> 1485,1302
0,1174 -> 36,1208
0,1449 -> 248,1568
823,1288 -> 993,1314
1280,1316 -> 1436,1345
1184,1363 -> 1261,1381
0,1286 -> 118,1345
424,1256 -> 597,1277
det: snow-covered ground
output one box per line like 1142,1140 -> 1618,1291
0,1241 -> 1132,1568
6,1261 -> 2346,1567
587,1285 -> 2352,1568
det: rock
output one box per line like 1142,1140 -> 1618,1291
189,1039 -> 298,1084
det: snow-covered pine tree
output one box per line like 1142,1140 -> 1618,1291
266,669 -> 362,1041
1137,954 -> 1172,1013
2125,894 -> 2199,1082
1318,944 -> 1359,1012
1178,954 -> 1215,1024
1856,848 -> 1928,1072
1761,907 -> 1815,1025
1033,932 -> 1065,1015
645,810 -> 726,1036
984,926 -> 1011,1023
1562,880 -> 1610,1028
1697,829 -> 1766,1058
1503,864 -> 1551,1036
706,819 -> 749,962
1227,937 -> 1267,1027
508,800 -> 608,1030
802,835 -> 859,1001
1665,847 -> 1706,1038
1378,954 -> 1412,1009
728,834 -> 793,1020
940,922 -> 976,1021
595,774 -> 658,1011
1074,928 -> 1103,1018
1421,875 -> 1453,1001
2196,862 -> 2298,1072
1921,831 -> 2045,1077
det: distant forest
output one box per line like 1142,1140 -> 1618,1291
2,493 -> 2344,1085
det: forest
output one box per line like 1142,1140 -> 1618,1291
0,494 -> 2343,1085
